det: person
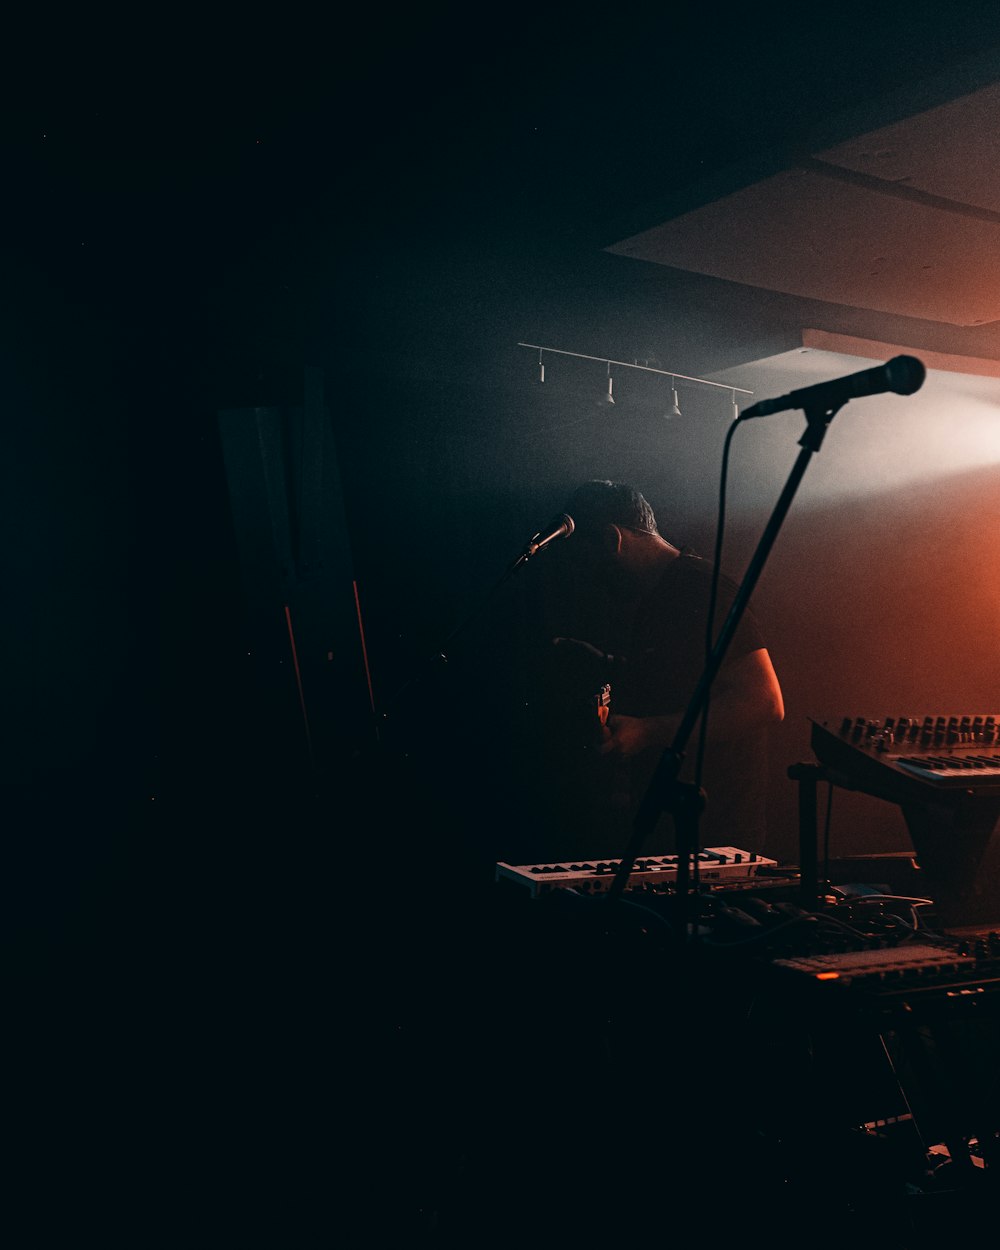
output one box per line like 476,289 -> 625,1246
531,479 -> 784,862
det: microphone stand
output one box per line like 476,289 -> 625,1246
386,540 -> 547,726
606,402 -> 846,942
436,545 -> 538,661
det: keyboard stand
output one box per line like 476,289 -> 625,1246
788,759 -> 880,911
790,756 -> 1000,929
787,761 -> 825,910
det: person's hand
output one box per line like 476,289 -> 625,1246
599,712 -> 680,759
598,713 -> 647,759
551,637 -> 610,692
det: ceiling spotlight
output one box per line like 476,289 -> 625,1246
597,361 -> 615,407
665,377 -> 682,419
731,388 -> 740,421
536,348 -> 545,384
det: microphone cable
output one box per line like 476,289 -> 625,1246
688,416 -> 743,888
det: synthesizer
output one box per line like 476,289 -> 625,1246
810,714 -> 1000,798
770,942 -> 980,989
495,847 -> 778,898
764,932 -> 1000,1018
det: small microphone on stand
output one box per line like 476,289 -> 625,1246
522,513 -> 575,558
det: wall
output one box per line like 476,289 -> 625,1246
319,234 -> 1000,875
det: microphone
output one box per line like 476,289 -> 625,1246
522,513 -> 574,558
739,355 -> 926,419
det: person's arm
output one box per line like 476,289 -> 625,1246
600,647 -> 784,759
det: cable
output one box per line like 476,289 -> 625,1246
830,893 -> 936,934
833,893 -> 935,907
702,912 -> 824,948
706,417 -> 740,657
686,417 -> 743,900
610,895 -> 676,931
823,781 -> 834,887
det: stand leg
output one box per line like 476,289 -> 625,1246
789,761 -> 824,909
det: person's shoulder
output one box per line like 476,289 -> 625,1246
670,548 -> 746,604
648,548 -> 715,604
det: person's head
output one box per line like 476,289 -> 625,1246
560,480 -> 674,592
563,480 -> 659,541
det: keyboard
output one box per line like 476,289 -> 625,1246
495,847 -> 778,898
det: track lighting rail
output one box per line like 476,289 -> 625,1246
517,342 -> 754,395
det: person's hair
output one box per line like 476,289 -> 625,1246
563,480 -> 659,538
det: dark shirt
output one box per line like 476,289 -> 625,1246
530,549 -> 772,862
615,549 -> 764,715
613,549 -> 769,856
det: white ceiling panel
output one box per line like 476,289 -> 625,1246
605,78 -> 1000,336
816,83 -> 1000,212
607,166 -> 1000,326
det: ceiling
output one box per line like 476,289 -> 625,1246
605,61 -> 1000,370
